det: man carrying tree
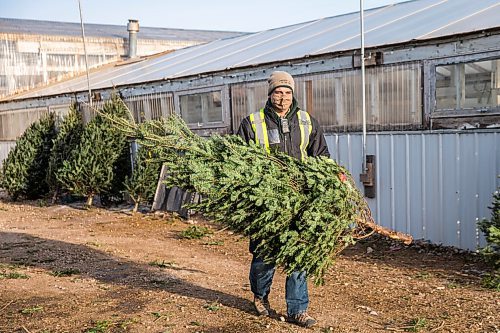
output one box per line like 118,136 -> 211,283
237,71 -> 330,328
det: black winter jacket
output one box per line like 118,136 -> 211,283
237,97 -> 330,159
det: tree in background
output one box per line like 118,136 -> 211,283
124,144 -> 163,212
478,184 -> 500,290
56,96 -> 129,207
100,138 -> 132,206
0,113 -> 56,200
47,104 -> 84,202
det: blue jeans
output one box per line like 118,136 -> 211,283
249,255 -> 309,316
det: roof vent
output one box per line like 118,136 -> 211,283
127,19 -> 139,59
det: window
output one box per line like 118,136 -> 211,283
230,63 -> 422,133
124,92 -> 174,122
295,64 -> 422,132
179,91 -> 222,126
230,82 -> 267,131
435,58 -> 500,111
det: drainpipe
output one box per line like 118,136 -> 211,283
127,19 -> 139,58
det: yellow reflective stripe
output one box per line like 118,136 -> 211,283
259,109 -> 270,154
249,112 -> 258,145
250,109 -> 270,154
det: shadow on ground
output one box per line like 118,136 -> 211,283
0,231 -> 254,315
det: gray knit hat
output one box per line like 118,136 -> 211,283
267,71 -> 294,95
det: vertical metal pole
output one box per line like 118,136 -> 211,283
360,0 -> 367,171
78,0 -> 92,108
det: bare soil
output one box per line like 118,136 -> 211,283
0,199 -> 498,333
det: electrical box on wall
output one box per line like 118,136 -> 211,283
360,155 -> 376,198
352,51 -> 384,68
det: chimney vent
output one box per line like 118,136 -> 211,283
127,19 -> 139,58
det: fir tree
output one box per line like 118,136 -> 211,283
47,104 -> 84,201
104,112 -> 411,284
56,96 -> 129,207
124,144 -> 162,212
100,140 -> 132,206
478,184 -> 500,268
1,113 -> 56,200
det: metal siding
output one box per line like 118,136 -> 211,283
327,131 -> 499,250
393,135 -> 409,233
476,133 -> 492,248
424,135 -> 441,242
408,135 -> 424,237
0,141 -> 16,168
441,134 -> 460,246
457,134 -> 476,248
376,135 -> 393,230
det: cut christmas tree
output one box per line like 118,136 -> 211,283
56,96 -> 129,207
102,100 -> 412,284
125,144 -> 163,212
1,113 -> 56,200
47,104 -> 84,202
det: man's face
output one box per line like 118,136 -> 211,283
270,87 -> 293,113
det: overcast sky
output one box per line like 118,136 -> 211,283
0,0 -> 408,32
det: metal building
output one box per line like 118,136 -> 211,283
0,0 -> 499,250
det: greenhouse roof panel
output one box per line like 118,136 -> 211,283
4,0 -> 500,101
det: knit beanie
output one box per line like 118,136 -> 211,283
267,71 -> 295,95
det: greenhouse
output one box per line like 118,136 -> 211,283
0,0 -> 499,250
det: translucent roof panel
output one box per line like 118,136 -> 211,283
316,0 -> 500,53
0,17 -> 244,42
5,0 -> 500,101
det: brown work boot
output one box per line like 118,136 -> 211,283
253,296 -> 270,316
287,312 -> 317,328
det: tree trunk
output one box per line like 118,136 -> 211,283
86,195 -> 93,208
133,199 -> 140,213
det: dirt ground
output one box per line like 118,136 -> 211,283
0,199 -> 498,333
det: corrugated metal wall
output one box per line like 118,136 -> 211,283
0,141 -> 16,168
0,107 -> 49,140
327,130 -> 500,250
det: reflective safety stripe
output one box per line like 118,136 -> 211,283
297,110 -> 312,160
249,109 -> 312,159
250,109 -> 270,154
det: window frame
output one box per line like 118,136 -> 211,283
428,54 -> 500,121
174,86 -> 228,130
